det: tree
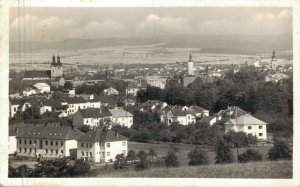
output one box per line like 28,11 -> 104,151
126,150 -> 137,163
135,150 -> 149,170
114,154 -> 128,169
64,81 -> 73,90
77,125 -> 92,133
238,149 -> 262,163
148,148 -> 158,159
188,146 -> 209,166
30,158 -> 71,177
268,141 -> 292,160
214,139 -> 234,164
165,149 -> 180,167
69,159 -> 91,176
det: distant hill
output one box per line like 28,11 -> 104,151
10,34 -> 292,55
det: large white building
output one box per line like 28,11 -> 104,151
77,129 -> 128,163
109,108 -> 133,128
225,114 -> 267,140
15,123 -> 84,159
72,108 -> 112,128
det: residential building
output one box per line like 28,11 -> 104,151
145,76 -> 167,89
77,129 -> 128,163
72,108 -> 112,128
109,108 -> 133,128
162,106 -> 196,126
9,98 -> 24,118
224,114 -> 267,140
16,123 -> 84,159
138,100 -> 168,112
9,124 -> 35,154
103,87 -> 119,96
33,82 -> 51,94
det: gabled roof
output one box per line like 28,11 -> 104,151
9,124 -> 35,136
64,97 -> 86,104
225,114 -> 267,126
109,108 -> 133,118
16,124 -> 84,140
216,106 -> 248,119
170,107 -> 192,117
78,129 -> 127,143
98,95 -> 118,105
23,70 -> 51,79
33,82 -> 50,89
188,106 -> 208,115
77,108 -> 112,118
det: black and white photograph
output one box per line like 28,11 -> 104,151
0,0 -> 299,186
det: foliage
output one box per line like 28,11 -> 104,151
64,81 -> 73,90
77,125 -> 92,133
114,154 -> 128,169
29,158 -> 71,177
135,150 -> 150,170
9,164 -> 31,177
268,141 -> 292,160
165,149 -> 180,167
238,149 -> 262,163
214,139 -> 234,164
148,148 -> 158,159
188,146 -> 209,166
126,150 -> 137,162
69,159 -> 91,176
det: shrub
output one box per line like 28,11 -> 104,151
165,150 -> 180,167
114,154 -> 128,169
148,148 -> 158,159
214,139 -> 234,164
188,146 -> 209,166
238,149 -> 262,163
268,141 -> 292,160
69,159 -> 91,176
126,150 -> 137,163
135,150 -> 149,170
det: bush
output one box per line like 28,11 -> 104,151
126,150 -> 137,163
268,141 -> 292,160
214,139 -> 234,164
135,150 -> 149,170
148,148 -> 158,159
69,159 -> 91,176
188,146 -> 209,166
165,150 -> 180,167
114,154 -> 128,169
238,149 -> 262,163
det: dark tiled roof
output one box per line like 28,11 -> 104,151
170,107 -> 192,116
188,106 -> 207,114
16,124 -> 84,140
10,98 -> 24,105
99,95 -> 118,105
9,124 -> 35,136
23,70 -> 51,79
64,97 -> 86,104
78,129 -> 127,143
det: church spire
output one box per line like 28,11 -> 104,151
272,49 -> 276,60
51,54 -> 56,65
57,54 -> 61,66
189,53 -> 193,61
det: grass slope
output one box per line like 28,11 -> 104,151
98,160 -> 292,178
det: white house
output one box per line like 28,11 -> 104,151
9,124 -> 35,155
9,98 -> 23,118
33,82 -> 51,94
15,123 -> 84,159
72,108 -> 112,128
22,86 -> 38,97
109,108 -> 133,128
77,129 -> 128,163
138,100 -> 168,112
64,97 -> 101,116
224,114 -> 267,140
145,76 -> 167,89
103,87 -> 119,96
162,106 -> 196,126
187,106 -> 209,118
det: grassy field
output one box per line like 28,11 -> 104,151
97,160 -> 292,178
128,141 -> 273,165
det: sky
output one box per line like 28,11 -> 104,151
9,7 -> 293,41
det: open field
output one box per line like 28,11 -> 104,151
128,141 -> 273,165
97,160 -> 292,178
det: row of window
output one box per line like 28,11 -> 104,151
247,126 -> 263,130
81,142 -> 93,148
18,148 -> 63,154
18,139 -> 64,146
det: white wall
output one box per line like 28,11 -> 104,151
65,140 -> 78,157
40,106 -> 52,114
10,104 -> 19,118
9,136 -> 17,154
104,140 -> 128,162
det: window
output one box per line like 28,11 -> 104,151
29,140 -> 32,144
19,148 -> 21,153
56,150 -> 58,154
107,143 -> 110,148
259,133 -> 263,136
24,140 -> 27,144
86,152 -> 88,156
61,150 -> 63,154
14,108 -> 17,112
86,143 -> 88,148
56,141 -> 58,146
34,148 -> 36,153
51,141 -> 53,146
122,150 -> 126,154
46,149 -> 48,153
51,149 -> 53,154
19,139 -> 22,144
81,151 -> 84,156
81,143 -> 84,147
29,148 -> 32,153
107,152 -> 110,157
90,152 -> 92,157
122,141 -> 126,146
61,141 -> 63,146
45,141 -> 48,146
259,126 -> 263,129
248,126 -> 252,130
34,140 -> 37,144
24,148 -> 27,153
89,143 -> 92,148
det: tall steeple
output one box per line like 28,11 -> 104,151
57,54 -> 61,66
187,53 -> 194,75
189,53 -> 193,61
51,54 -> 56,66
272,49 -> 276,61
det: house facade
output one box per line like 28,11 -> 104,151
72,108 -> 112,128
109,108 -> 133,128
15,123 -> 84,159
77,129 -> 128,163
224,114 -> 267,140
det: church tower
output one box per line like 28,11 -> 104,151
271,50 -> 277,70
188,53 -> 194,75
50,54 -> 63,79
